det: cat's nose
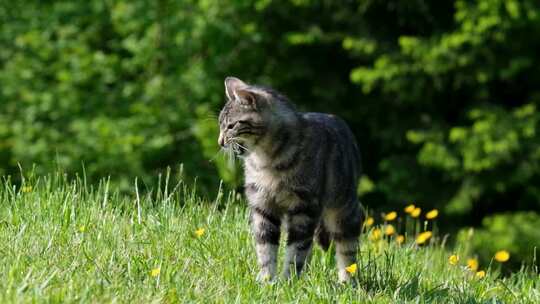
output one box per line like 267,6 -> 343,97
218,133 -> 225,147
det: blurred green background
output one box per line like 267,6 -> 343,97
0,0 -> 539,266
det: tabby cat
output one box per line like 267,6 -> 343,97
218,77 -> 362,282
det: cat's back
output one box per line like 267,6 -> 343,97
302,112 -> 361,184
302,112 -> 359,151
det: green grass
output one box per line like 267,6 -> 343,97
0,173 -> 538,303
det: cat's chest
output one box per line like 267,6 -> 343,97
246,167 -> 282,191
244,155 -> 295,204
245,162 -> 285,191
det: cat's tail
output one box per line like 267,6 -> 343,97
315,221 -> 330,251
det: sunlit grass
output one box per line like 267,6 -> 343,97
0,173 -> 538,303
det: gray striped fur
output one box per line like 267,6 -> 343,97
218,77 -> 362,283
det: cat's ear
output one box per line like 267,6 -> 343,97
225,76 -> 257,108
224,77 -> 247,101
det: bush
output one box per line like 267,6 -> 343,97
0,0 -> 245,193
459,212 -> 540,269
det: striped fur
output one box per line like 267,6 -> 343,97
219,77 -> 362,283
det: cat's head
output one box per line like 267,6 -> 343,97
218,77 -> 293,156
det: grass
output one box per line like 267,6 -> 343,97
0,173 -> 538,303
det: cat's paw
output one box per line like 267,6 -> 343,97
338,270 -> 353,284
256,271 -> 276,284
281,268 -> 298,280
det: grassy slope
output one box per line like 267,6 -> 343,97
0,175 -> 538,303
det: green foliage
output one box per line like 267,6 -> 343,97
459,212 -> 540,268
345,0 -> 540,219
0,0 -> 277,192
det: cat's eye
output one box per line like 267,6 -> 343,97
227,123 -> 235,130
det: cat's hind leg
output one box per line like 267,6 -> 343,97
323,202 -> 362,283
315,220 -> 331,251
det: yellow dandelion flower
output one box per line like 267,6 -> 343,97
384,224 -> 395,236
422,231 -> 433,239
396,235 -> 405,245
150,268 -> 161,277
410,207 -> 421,218
494,250 -> 510,263
22,186 -> 33,193
415,231 -> 432,245
79,225 -> 86,233
370,228 -> 382,241
404,204 -> 415,213
448,254 -> 459,265
195,228 -> 205,237
467,258 -> 479,271
416,235 -> 427,245
345,263 -> 357,275
426,209 -> 439,220
383,211 -> 397,221
364,217 -> 374,227
475,270 -> 486,279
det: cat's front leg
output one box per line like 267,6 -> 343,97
282,203 -> 320,279
246,183 -> 281,282
250,205 -> 281,282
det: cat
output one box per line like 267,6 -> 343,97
218,77 -> 362,282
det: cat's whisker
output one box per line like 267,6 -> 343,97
229,150 -> 236,167
235,142 -> 250,153
227,137 -> 251,152
209,149 -> 225,163
223,137 -> 247,157
224,146 -> 235,167
225,137 -> 238,144
204,112 -> 218,119
201,116 -> 218,122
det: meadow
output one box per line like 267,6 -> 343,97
0,173 -> 538,303
3,1 -> 540,284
